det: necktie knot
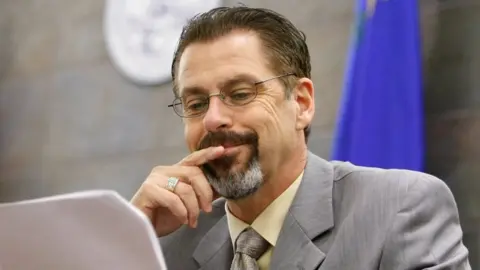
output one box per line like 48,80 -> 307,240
234,227 -> 269,260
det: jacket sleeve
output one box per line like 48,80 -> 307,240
380,173 -> 471,270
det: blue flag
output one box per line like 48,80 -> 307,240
331,0 -> 424,171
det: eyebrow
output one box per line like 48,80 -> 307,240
179,86 -> 209,97
179,73 -> 259,97
217,74 -> 258,90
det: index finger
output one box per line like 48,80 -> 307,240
177,146 -> 225,166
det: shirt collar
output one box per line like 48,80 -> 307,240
225,171 -> 304,246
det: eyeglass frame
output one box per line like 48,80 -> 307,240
168,73 -> 296,118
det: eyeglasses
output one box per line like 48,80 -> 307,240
168,73 -> 295,118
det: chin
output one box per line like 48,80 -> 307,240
228,161 -> 249,175
209,159 -> 246,178
206,157 -> 264,200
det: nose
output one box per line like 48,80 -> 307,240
202,96 -> 232,132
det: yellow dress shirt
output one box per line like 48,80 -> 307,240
225,171 -> 304,270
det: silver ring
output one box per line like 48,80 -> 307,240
165,177 -> 179,192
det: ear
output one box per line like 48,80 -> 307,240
293,78 -> 315,132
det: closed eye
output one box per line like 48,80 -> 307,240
186,99 -> 208,111
229,90 -> 255,101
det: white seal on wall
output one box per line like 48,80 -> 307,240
104,0 -> 222,86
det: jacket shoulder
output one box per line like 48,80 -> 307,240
331,161 -> 446,197
330,161 -> 452,226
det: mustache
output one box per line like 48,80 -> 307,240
197,130 -> 258,150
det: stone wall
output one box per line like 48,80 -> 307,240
423,1 -> 480,267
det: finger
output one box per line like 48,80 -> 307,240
160,166 -> 213,212
173,182 -> 200,228
187,172 -> 214,212
153,185 -> 189,225
178,146 -> 225,167
135,181 -> 188,224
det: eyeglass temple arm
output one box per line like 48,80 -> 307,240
168,102 -> 182,107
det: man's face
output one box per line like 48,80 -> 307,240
176,31 -> 303,199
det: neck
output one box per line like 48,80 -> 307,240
227,145 -> 307,224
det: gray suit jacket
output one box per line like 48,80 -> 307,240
159,152 -> 471,269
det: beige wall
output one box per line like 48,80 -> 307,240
0,1 -> 352,201
0,0 -> 478,266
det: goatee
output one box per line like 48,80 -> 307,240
197,130 -> 264,200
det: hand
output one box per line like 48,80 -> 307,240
131,146 -> 225,237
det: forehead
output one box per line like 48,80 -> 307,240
176,31 -> 273,96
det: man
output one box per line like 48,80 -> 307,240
131,6 -> 471,270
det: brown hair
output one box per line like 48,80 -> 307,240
171,5 -> 312,142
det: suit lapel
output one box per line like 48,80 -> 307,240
270,152 -> 335,270
193,215 -> 233,270
192,152 -> 335,270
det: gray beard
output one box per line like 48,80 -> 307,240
204,157 -> 264,200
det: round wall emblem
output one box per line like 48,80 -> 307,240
104,0 -> 222,86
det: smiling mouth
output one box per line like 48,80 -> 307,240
197,131 -> 258,153
221,143 -> 243,148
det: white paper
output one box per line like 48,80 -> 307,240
0,190 -> 167,270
